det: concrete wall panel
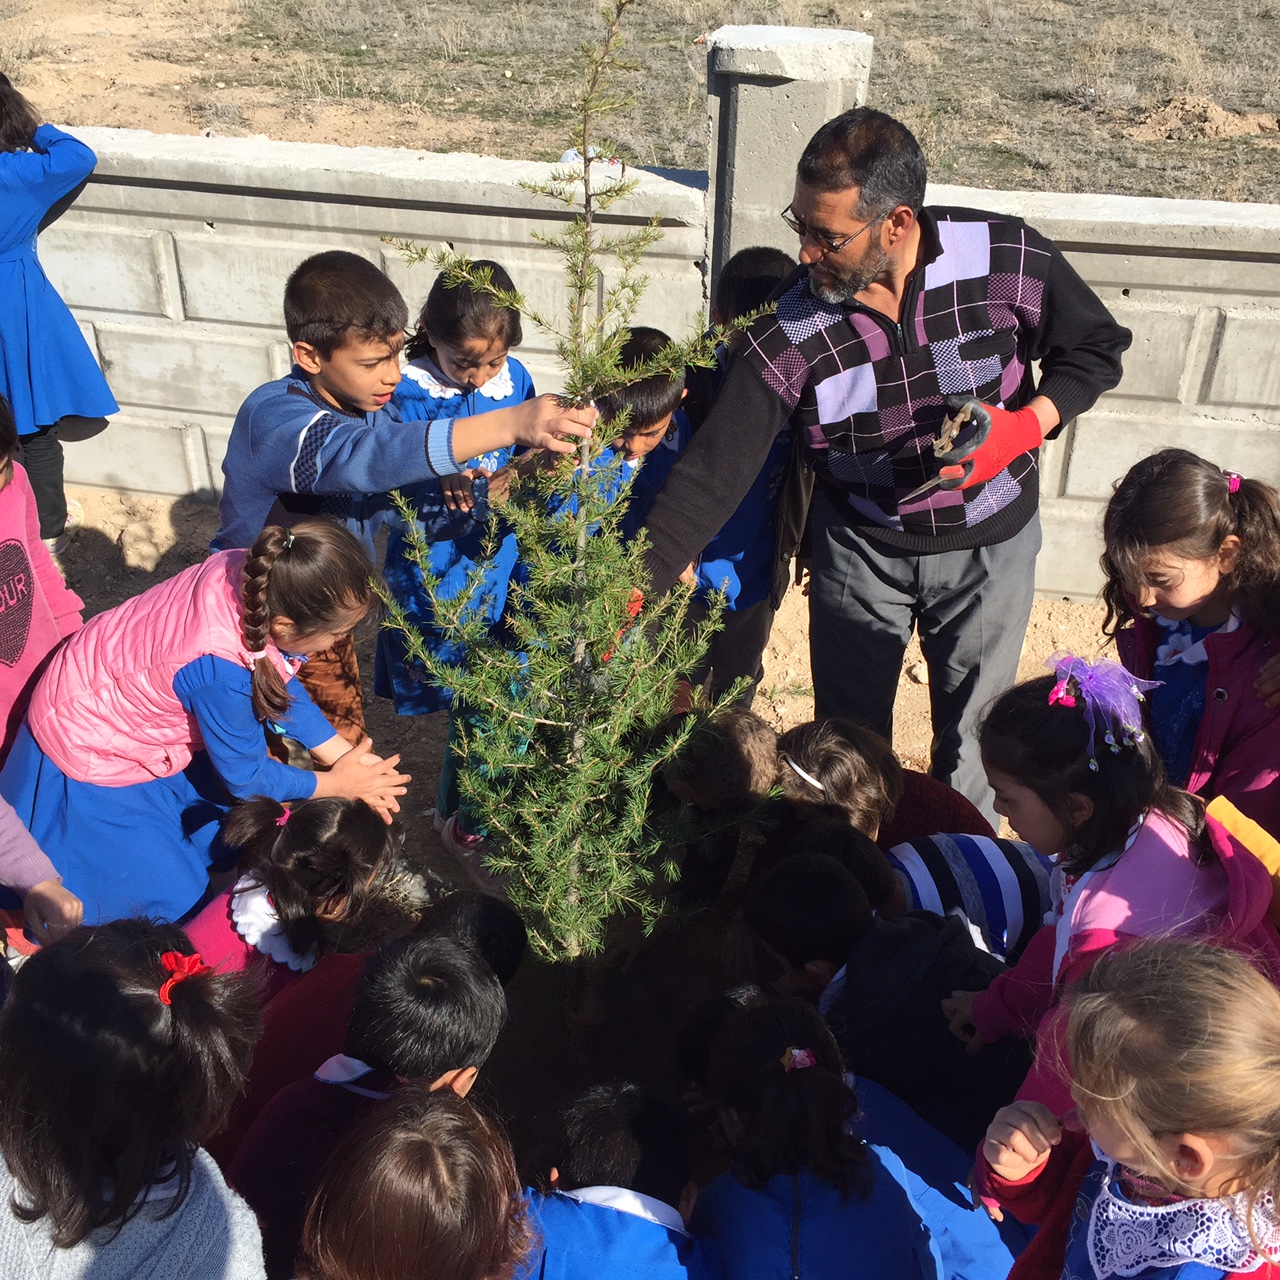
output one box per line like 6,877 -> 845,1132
1206,313 -> 1280,408
40,227 -> 169,317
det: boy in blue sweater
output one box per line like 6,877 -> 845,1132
519,1083 -> 719,1280
213,250 -> 594,740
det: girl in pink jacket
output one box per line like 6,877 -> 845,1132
0,519 -> 409,926
941,654 -> 1280,1119
1102,449 -> 1280,833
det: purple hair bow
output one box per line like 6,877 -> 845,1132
1045,652 -> 1161,772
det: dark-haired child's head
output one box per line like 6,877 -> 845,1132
979,671 -> 1200,874
706,996 -> 869,1197
666,708 -> 779,813
415,890 -> 528,987
220,796 -> 401,961
299,1084 -> 530,1280
345,933 -> 506,1093
712,246 -> 796,326
284,250 -> 407,415
744,854 -> 873,993
0,919 -> 260,1247
556,1083 -> 691,1210
675,983 -> 771,1090
0,73 -> 40,154
596,327 -> 686,461
404,260 -> 523,392
787,819 -> 898,912
777,718 -> 903,836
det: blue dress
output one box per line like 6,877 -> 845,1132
0,657 -> 332,924
374,355 -> 534,715
0,124 -> 118,436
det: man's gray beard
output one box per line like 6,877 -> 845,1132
807,249 -> 892,305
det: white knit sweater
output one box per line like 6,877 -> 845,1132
0,1147 -> 267,1279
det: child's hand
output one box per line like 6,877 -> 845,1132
320,737 -> 411,822
441,471 -> 477,513
486,465 -> 514,505
677,562 -> 697,586
942,989 -> 987,1053
983,1102 -> 1062,1181
1256,651 -> 1280,707
23,879 -> 83,942
513,396 -> 597,453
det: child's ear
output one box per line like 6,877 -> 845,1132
547,1167 -> 561,1190
1063,792 -> 1095,829
1218,534 -> 1243,575
680,387 -> 688,402
292,341 -> 324,375
1168,1133 -> 1224,1188
430,1065 -> 479,1098
678,1180 -> 699,1225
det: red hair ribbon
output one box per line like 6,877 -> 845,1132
158,950 -> 213,1005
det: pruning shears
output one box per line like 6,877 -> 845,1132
901,399 -> 994,503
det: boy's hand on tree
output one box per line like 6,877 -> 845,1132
983,1102 -> 1061,1181
513,396 -> 597,453
941,988 -> 986,1053
1255,651 -> 1280,707
486,465 -> 514,505
441,471 -> 478,513
24,879 -> 83,942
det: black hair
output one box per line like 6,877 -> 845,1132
0,920 -> 260,1247
744,853 -> 873,968
1102,448 -> 1280,635
980,674 -> 1206,875
707,997 -> 870,1198
403,260 -> 523,364
713,246 -> 796,323
675,984 -> 771,1089
345,933 -> 506,1080
219,797 -> 401,960
0,74 -> 40,153
787,819 -> 898,911
558,1083 -> 690,1209
0,394 -> 18,474
796,107 -> 927,218
283,250 -> 409,358
414,890 -> 528,987
595,327 -> 685,433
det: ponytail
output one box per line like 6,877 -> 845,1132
1226,476 -> 1280,632
240,518 -> 379,723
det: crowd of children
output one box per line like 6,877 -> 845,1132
3,77 -> 1280,1277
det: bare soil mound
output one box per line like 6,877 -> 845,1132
1128,94 -> 1279,142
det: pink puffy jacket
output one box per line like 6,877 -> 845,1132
27,549 -> 292,786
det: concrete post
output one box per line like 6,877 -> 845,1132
706,25 -> 874,284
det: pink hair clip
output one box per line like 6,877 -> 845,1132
275,806 -> 291,827
1047,678 -> 1076,709
780,1046 -> 817,1073
1224,471 -> 1242,494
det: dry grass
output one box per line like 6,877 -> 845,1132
0,0 -> 49,75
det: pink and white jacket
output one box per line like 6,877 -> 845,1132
971,807 -> 1280,1115
1117,612 -> 1280,835
26,549 -> 294,786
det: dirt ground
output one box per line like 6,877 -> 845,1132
3,0 -> 1278,201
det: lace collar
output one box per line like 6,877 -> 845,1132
1086,1152 -> 1278,1275
1154,609 -> 1241,667
229,875 -> 316,972
401,356 -> 515,402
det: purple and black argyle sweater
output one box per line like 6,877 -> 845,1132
642,207 -> 1130,594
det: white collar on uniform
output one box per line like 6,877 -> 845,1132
402,357 -> 514,402
313,1053 -> 393,1100
560,1186 -> 687,1235
229,875 -> 316,973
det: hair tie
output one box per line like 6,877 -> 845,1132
158,950 -> 213,1005
283,531 -> 296,549
780,1046 -> 817,1073
1224,471 -> 1242,495
275,806 -> 291,827
782,753 -> 825,793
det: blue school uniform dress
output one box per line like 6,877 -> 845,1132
689,1148 -> 944,1280
374,355 -> 534,714
0,124 -> 118,435
519,1187 -> 721,1280
0,661 -> 332,925
885,833 -> 1054,960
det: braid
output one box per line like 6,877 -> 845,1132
242,526 -> 292,722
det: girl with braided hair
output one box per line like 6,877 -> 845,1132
0,518 -> 409,928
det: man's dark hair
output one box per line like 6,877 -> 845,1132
283,250 -> 409,358
713,246 -> 796,323
414,890 -> 528,987
595,327 -> 685,432
744,853 -> 873,968
559,1083 -> 690,1209
797,108 -> 927,218
345,934 -> 506,1080
788,820 -> 898,911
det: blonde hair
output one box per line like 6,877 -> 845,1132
1068,940 -> 1280,1218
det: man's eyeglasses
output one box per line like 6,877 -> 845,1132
780,205 -> 882,254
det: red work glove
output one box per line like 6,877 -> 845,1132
937,397 -> 1045,490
